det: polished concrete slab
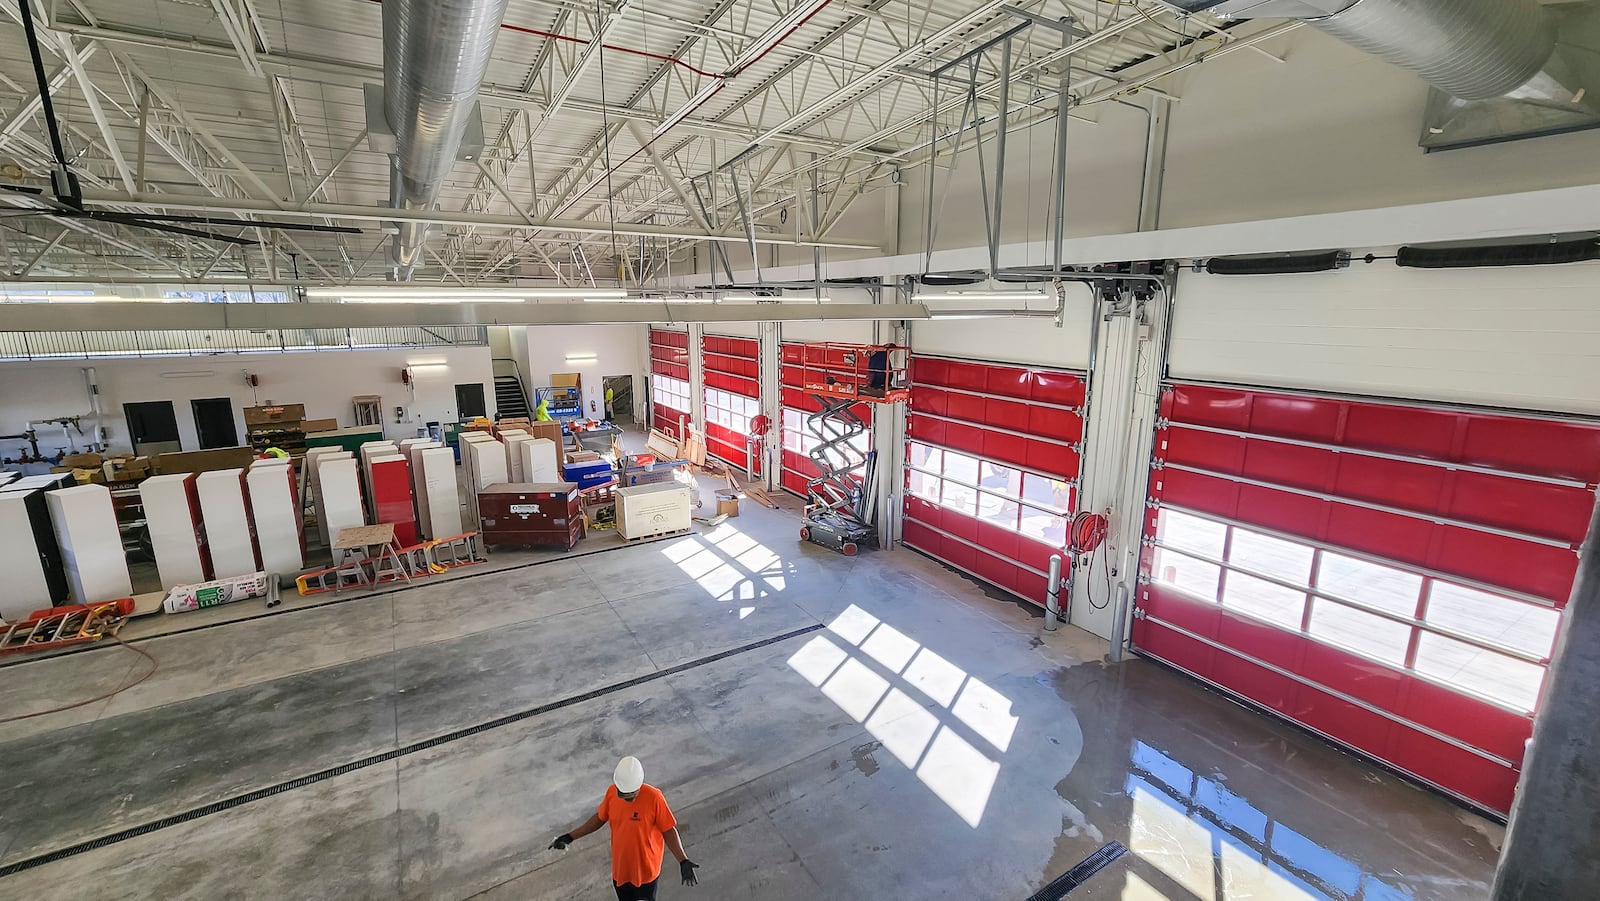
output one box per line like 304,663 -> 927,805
0,482 -> 1501,899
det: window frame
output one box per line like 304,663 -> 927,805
1148,504 -> 1558,713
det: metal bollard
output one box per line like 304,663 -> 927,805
1044,555 -> 1063,631
1108,582 -> 1130,662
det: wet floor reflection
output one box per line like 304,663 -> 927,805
1045,658 -> 1500,900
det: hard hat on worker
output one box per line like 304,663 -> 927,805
613,756 -> 645,794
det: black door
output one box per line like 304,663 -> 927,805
123,401 -> 182,456
191,397 -> 238,448
456,383 -> 487,420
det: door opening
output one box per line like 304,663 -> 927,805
124,401 -> 182,456
191,398 -> 238,449
603,375 -> 634,424
456,383 -> 488,420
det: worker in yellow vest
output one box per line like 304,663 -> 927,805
536,395 -> 553,421
604,384 -> 615,421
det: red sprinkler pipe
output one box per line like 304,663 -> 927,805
579,0 -> 838,211
359,0 -> 724,80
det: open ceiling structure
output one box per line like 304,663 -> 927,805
0,0 -> 1261,286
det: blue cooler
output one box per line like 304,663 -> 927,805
563,459 -> 614,489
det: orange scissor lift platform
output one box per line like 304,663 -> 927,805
796,344 -> 908,555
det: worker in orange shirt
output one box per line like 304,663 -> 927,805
549,756 -> 701,899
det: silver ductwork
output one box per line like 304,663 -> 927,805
1164,0 -> 1594,106
1162,0 -> 1599,147
378,0 -> 507,279
1312,0 -> 1556,101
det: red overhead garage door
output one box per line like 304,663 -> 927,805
901,355 -> 1085,606
649,328 -> 690,437
701,334 -> 761,468
1135,382 -> 1600,815
779,342 -> 869,498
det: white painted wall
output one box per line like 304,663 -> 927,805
0,346 -> 494,455
1168,261 -> 1600,416
779,319 -> 875,344
910,283 -> 1096,370
517,324 -> 649,421
703,320 -> 760,338
698,27 -> 1600,280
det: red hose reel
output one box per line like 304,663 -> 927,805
1069,511 -> 1109,554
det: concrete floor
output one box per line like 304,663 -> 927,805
0,473 -> 1502,900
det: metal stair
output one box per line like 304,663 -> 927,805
494,375 -> 530,418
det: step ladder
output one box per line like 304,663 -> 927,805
1,599 -> 136,658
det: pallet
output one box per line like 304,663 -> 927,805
618,525 -> 691,543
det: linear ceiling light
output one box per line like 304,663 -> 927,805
0,293 -> 128,302
305,287 -> 628,300
336,295 -> 529,304
911,290 -> 1049,303
582,296 -> 715,304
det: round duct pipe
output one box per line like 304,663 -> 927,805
1312,0 -> 1557,101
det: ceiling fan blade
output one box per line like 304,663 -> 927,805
110,213 -> 363,235
81,211 -> 259,245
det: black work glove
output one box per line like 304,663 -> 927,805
680,859 -> 700,886
549,833 -> 574,851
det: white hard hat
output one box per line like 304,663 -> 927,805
613,756 -> 645,794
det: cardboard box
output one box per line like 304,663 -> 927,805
301,418 -> 339,434
63,452 -> 103,468
243,403 -> 306,427
527,420 -> 564,446
155,446 -> 257,475
615,482 -> 692,540
715,491 -> 740,518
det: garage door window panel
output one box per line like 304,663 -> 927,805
904,355 -> 1085,606
1140,382 -> 1600,814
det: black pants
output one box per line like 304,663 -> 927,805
614,879 -> 658,900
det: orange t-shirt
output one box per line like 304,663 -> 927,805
597,783 -> 677,887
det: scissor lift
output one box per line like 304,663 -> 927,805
796,343 -> 909,556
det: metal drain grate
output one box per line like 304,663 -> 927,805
1026,841 -> 1129,901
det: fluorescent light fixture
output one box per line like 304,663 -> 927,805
337,295 -> 527,304
0,293 -> 128,303
565,353 -> 598,363
307,287 -> 628,300
583,296 -> 715,304
719,295 -> 830,303
912,290 -> 1049,303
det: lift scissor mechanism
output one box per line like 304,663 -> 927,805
794,343 -> 909,556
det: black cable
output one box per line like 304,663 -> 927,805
18,0 -> 77,204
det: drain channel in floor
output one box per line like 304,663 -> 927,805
1026,841 -> 1130,900
0,622 -> 826,879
